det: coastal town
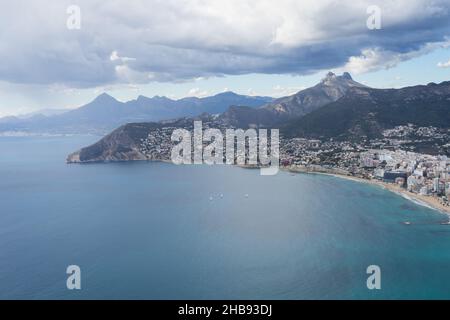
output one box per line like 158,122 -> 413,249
280,125 -> 450,213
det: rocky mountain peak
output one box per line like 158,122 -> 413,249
321,72 -> 355,85
342,72 -> 353,80
92,93 -> 118,104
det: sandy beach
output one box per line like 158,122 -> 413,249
285,165 -> 450,216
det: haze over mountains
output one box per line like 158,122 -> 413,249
0,92 -> 273,134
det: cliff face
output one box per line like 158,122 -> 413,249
216,72 -> 367,128
66,114 -> 212,163
67,123 -> 159,163
262,72 -> 367,118
282,81 -> 450,140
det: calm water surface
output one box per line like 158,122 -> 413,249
1,136 -> 450,299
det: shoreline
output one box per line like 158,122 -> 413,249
284,165 -> 450,216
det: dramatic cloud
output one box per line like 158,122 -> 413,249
0,0 -> 449,87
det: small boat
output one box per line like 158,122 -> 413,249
403,221 -> 411,225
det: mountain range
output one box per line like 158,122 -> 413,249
0,92 -> 273,134
66,72 -> 450,163
282,81 -> 450,140
217,72 -> 367,127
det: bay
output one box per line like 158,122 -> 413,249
0,136 -> 449,299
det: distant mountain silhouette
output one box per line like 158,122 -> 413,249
0,92 -> 273,134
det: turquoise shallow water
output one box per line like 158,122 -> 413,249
0,136 -> 450,299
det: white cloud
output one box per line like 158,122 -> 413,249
437,59 -> 450,68
110,51 -> 136,62
272,85 -> 305,97
110,51 -> 120,62
186,88 -> 209,97
0,0 -> 448,86
342,41 -> 450,74
246,88 -> 256,96
343,49 -> 400,74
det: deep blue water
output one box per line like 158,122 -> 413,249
1,136 -> 450,299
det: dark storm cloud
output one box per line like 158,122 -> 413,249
0,0 -> 449,87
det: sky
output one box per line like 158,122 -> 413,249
0,0 -> 449,117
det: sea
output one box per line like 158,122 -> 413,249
1,135 -> 450,299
